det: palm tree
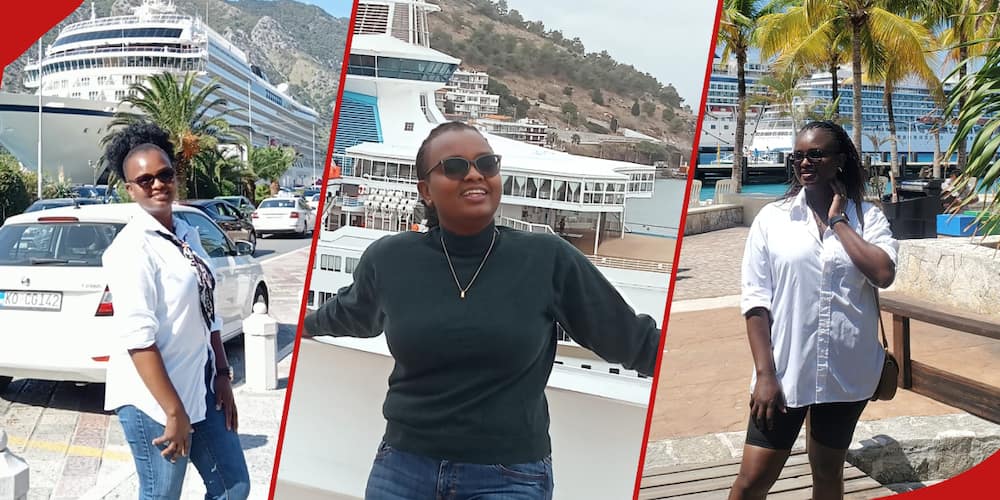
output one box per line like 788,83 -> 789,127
943,34 -> 1000,235
717,0 -> 789,192
758,2 -> 852,120
104,72 -> 234,199
246,141 -> 298,196
803,0 -> 938,155
750,64 -> 806,134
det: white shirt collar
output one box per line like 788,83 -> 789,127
129,204 -> 195,242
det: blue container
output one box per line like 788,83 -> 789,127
937,214 -> 978,236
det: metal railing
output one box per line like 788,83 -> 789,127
62,14 -> 190,34
585,255 -> 672,274
497,216 -> 556,235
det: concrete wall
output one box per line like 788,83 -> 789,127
684,205 -> 742,235
892,236 -> 1000,316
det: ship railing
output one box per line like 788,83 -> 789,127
497,216 -> 556,235
62,14 -> 190,34
585,255 -> 672,275
359,174 -> 419,186
42,45 -> 205,61
338,196 -> 364,208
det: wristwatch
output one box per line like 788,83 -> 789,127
216,365 -> 234,382
829,213 -> 849,228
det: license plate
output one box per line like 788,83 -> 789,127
0,290 -> 63,311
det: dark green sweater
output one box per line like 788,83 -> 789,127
303,223 -> 660,464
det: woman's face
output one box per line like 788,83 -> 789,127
124,147 -> 177,217
417,129 -> 502,232
792,129 -> 844,188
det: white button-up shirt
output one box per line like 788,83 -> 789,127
102,206 -> 223,425
741,190 -> 899,407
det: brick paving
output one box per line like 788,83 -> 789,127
671,227 -> 748,300
0,248 -> 309,500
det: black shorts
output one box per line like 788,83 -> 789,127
745,400 -> 868,450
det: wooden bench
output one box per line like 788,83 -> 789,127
639,451 -> 893,499
879,291 -> 1000,424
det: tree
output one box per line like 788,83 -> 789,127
631,100 -> 640,116
538,92 -> 547,101
717,0 -> 786,192
248,143 -> 298,196
751,64 -> 806,133
104,72 -> 234,199
546,131 -> 559,146
0,153 -> 31,224
515,98 -> 531,119
641,101 -> 657,117
563,86 -> 574,96
591,88 -> 605,106
661,107 -> 675,122
609,116 -> 619,132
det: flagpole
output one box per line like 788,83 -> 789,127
36,39 -> 43,199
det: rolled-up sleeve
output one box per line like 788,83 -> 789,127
104,241 -> 160,350
741,211 -> 773,315
863,204 -> 899,267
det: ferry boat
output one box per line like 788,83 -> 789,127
0,0 -> 323,186
275,1 -> 672,498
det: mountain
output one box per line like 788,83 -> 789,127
1,0 -> 349,140
427,0 -> 697,162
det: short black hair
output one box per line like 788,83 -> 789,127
102,122 -> 175,181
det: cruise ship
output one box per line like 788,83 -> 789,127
698,59 -> 769,163
0,0 -> 323,186
749,68 -> 970,161
275,1 -> 672,498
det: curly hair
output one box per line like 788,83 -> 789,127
784,121 -> 866,208
413,121 -> 484,229
102,122 -> 175,182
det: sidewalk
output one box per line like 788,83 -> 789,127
0,248 -> 310,500
649,228 -> 1000,482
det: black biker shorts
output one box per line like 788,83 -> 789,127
745,400 -> 868,450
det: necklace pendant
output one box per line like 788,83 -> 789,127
460,290 -> 466,299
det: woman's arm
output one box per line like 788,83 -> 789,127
829,183 -> 898,288
303,240 -> 384,338
550,238 -> 660,377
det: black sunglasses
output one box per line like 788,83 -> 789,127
128,167 -> 176,189
789,149 -> 840,163
428,154 -> 501,180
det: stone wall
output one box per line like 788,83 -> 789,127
892,236 -> 1000,316
684,204 -> 742,235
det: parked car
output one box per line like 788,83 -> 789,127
252,197 -> 315,238
182,199 -> 257,255
71,185 -> 120,203
25,198 -> 104,213
302,187 -> 321,198
0,203 -> 270,391
307,194 -> 322,211
214,195 -> 256,216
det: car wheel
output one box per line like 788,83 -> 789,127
248,231 -> 257,255
0,376 -> 12,394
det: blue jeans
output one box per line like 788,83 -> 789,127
116,366 -> 250,500
364,441 -> 554,500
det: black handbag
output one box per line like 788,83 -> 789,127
870,289 -> 898,401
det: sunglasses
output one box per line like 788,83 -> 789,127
128,168 -> 176,189
428,154 -> 501,180
789,149 -> 840,163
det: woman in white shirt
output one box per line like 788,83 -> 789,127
729,121 -> 898,500
101,122 -> 250,499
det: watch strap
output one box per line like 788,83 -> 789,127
829,213 -> 849,227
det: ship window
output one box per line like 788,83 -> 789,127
345,257 -> 360,274
502,175 -> 512,195
53,27 -> 183,47
404,122 -> 414,131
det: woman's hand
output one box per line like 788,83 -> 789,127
214,375 -> 239,432
153,412 -> 191,462
828,179 -> 848,221
750,373 -> 786,431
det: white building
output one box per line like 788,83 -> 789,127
434,69 -> 500,118
473,117 -> 548,146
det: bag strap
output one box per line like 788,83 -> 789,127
854,200 -> 890,350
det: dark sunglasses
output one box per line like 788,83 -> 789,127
128,168 -> 176,189
429,154 -> 501,180
789,149 -> 840,163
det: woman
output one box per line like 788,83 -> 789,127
303,121 -> 661,499
101,122 -> 250,499
729,121 -> 898,500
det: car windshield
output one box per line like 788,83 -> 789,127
217,197 -> 240,204
260,199 -> 295,208
0,223 -> 126,267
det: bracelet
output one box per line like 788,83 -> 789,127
829,214 -> 849,228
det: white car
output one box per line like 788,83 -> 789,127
0,203 -> 270,391
308,194 -> 322,211
252,197 -> 315,238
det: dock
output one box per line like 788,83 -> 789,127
639,451 -> 895,499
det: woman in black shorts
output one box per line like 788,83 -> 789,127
729,121 -> 899,500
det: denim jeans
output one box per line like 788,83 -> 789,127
116,364 -> 250,500
364,441 -> 554,500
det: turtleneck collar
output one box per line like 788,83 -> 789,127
436,222 -> 499,257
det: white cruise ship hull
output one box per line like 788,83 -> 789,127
0,93 -> 124,183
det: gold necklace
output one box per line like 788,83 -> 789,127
440,228 -> 499,299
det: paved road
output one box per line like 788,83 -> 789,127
0,247 -> 311,500
253,233 -> 312,262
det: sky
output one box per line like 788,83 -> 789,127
273,0 -> 353,18
503,0 -> 720,107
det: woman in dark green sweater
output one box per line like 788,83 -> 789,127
303,122 -> 662,499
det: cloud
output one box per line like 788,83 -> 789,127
504,0 -> 718,106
